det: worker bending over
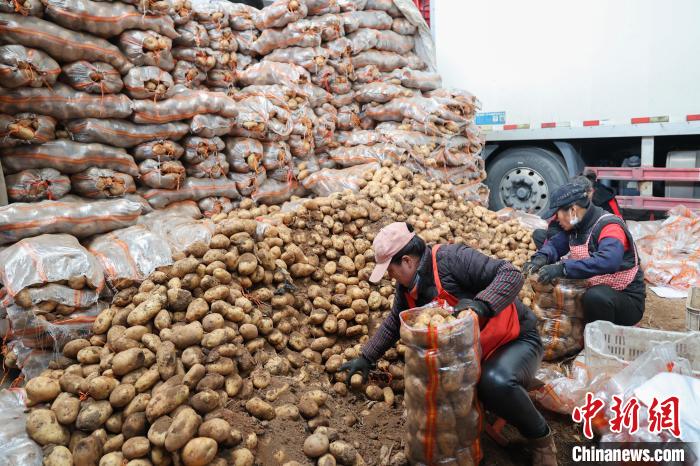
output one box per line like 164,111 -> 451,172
340,222 -> 557,466
524,182 -> 645,326
533,173 -> 623,249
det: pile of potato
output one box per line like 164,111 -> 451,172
22,163 -> 537,465
530,276 -> 587,361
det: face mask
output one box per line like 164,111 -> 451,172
569,207 -> 580,226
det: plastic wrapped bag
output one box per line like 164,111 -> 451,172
131,139 -> 184,162
139,159 -> 185,189
374,29 -> 414,54
0,0 -> 42,15
365,96 -> 467,133
352,49 -> 408,72
0,13 -> 132,73
66,118 -> 189,148
132,86 -> 237,124
0,234 -> 104,297
223,1 -> 256,30
0,45 -> 60,89
186,153 -> 230,178
305,0 -> 340,15
142,177 -> 241,209
354,81 -> 414,103
342,10 -> 392,30
12,283 -> 98,310
0,113 -> 56,147
189,114 -> 234,138
251,179 -> 305,205
139,205 -> 215,252
228,169 -> 265,197
172,59 -> 207,87
198,196 -> 234,217
118,29 -> 174,70
232,29 -> 258,55
225,137 -> 263,173
1,139 -> 139,176
0,83 -> 133,120
251,19 -> 322,56
60,61 -> 124,95
172,46 -> 217,71
329,143 -> 405,167
182,135 -> 225,164
302,162 -> 378,196
70,168 -> 136,199
119,0 -> 170,15
230,94 -> 293,140
123,66 -> 174,100
174,20 -> 210,47
5,168 -> 70,202
263,46 -> 329,73
42,0 -> 177,38
366,0 -> 401,16
208,27 -> 238,52
392,17 -> 417,35
354,64 -> 381,83
254,0 -> 307,29
399,304 -> 482,466
237,61 -> 310,88
88,224 -> 172,288
0,389 -> 42,466
345,28 -> 379,54
530,277 -> 587,361
0,198 -> 142,245
335,129 -> 384,146
206,67 -> 236,89
307,13 -> 344,41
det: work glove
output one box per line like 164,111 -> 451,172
455,298 -> 491,320
339,355 -> 372,385
537,263 -> 565,284
523,254 -> 548,275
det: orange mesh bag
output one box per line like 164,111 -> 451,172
65,118 -> 189,148
42,0 -> 177,39
530,277 -> 587,361
400,303 -> 482,466
0,113 -> 56,147
70,168 -> 136,199
0,45 -> 60,89
5,168 -> 70,202
123,66 -> 174,100
1,139 -> 139,175
61,61 -> 124,95
0,13 -> 132,73
138,159 -> 185,189
0,83 -> 132,120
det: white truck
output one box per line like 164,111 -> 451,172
432,0 -> 700,214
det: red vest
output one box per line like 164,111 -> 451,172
405,245 -> 520,360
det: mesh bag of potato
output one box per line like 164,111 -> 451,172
530,276 -> 587,361
399,303 -> 482,466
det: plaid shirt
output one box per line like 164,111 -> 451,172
361,244 -> 527,363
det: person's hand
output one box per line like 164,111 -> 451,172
455,298 -> 491,319
523,255 -> 548,275
537,263 -> 565,284
339,355 -> 372,385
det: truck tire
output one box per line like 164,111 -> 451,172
486,147 -> 569,215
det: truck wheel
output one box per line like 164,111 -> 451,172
486,147 -> 569,215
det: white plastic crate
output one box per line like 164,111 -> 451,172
687,287 -> 700,332
585,320 -> 700,378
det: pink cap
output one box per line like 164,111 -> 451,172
369,222 -> 416,283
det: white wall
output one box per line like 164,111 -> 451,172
434,0 -> 700,124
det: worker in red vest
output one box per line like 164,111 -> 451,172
340,222 -> 557,466
533,173 -> 623,249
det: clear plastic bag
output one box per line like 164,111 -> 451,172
132,86 -> 237,124
230,94 -> 293,140
172,59 -> 207,87
237,61 -> 310,88
251,19 -> 322,55
186,153 -> 230,178
392,17 -> 417,35
302,162 -> 378,197
65,118 -> 189,148
0,83 -> 133,120
0,45 -> 60,89
132,139 -> 184,162
61,61 -> 123,95
13,283 -> 99,310
232,29 -> 258,55
263,46 -> 329,73
262,141 -> 292,171
342,10 -> 392,30
123,66 -> 174,100
139,159 -> 186,189
139,206 -> 215,252
42,0 -> 177,38
351,49 -> 408,72
354,81 -> 414,103
182,135 -> 226,164
399,303 -> 482,466
0,389 -> 42,466
118,29 -> 174,70
70,168 -> 136,199
88,224 -> 172,287
254,0 -> 307,30
0,113 -> 56,148
198,196 -> 234,217
174,20 -> 210,48
142,177 -> 241,209
0,13 -> 132,74
0,0 -> 42,15
0,198 -> 142,245
222,1 -> 256,30
392,68 -> 442,91
1,139 -> 139,176
229,170 -> 267,197
374,29 -> 414,54
306,0 -> 340,16
366,0 -> 401,16
251,179 -> 305,205
328,143 -> 405,167
530,277 -> 587,361
172,46 -> 217,71
0,233 -> 104,297
189,114 -> 234,137
335,129 -> 384,146
5,168 -> 70,202
307,13 -> 344,42
225,137 -> 263,173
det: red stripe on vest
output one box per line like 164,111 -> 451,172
608,198 -> 623,218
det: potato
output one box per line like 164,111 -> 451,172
122,436 -> 150,459
238,323 -> 258,341
127,296 -> 163,326
89,375 -> 119,400
104,433 -> 125,453
63,339 -> 91,359
329,441 -> 358,465
156,341 -> 177,380
190,389 -> 220,414
147,416 -> 172,447
171,322 -> 204,349
245,397 -> 275,420
76,401 -> 113,431
123,412 -> 148,439
198,418 -> 230,443
51,392 -> 80,425
303,433 -> 329,458
146,384 -> 189,422
44,445 -> 73,466
26,376 -> 61,403
27,409 -> 69,446
112,348 -> 145,377
317,454 -> 337,466
99,452 -> 125,466
109,383 -> 136,408
73,434 -> 103,466
182,437 -> 218,466
229,448 -> 254,466
165,407 -> 201,452
365,384 -> 383,401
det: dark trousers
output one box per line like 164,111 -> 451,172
582,284 -> 644,325
477,327 -> 548,439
